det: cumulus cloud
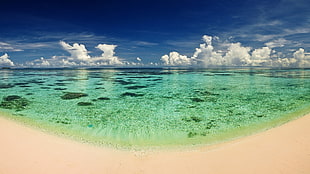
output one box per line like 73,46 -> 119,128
60,41 -> 91,61
94,44 -> 123,65
293,48 -> 305,60
267,48 -> 310,68
293,48 -> 310,67
250,47 -> 272,66
223,43 -> 251,66
161,52 -> 192,66
192,36 -> 223,67
27,41 -> 124,67
161,35 -> 310,68
0,53 -> 15,67
251,47 -> 272,60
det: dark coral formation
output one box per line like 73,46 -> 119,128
0,95 -> 30,111
61,92 -> 88,100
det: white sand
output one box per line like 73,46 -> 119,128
1,114 -> 310,174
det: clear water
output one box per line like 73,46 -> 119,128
1,68 -> 310,148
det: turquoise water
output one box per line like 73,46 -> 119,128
1,68 -> 310,148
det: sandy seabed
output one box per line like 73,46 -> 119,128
0,113 -> 310,174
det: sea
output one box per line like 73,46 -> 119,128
1,67 -> 310,148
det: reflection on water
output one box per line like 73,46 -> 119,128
0,68 -> 310,147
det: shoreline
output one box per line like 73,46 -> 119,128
1,113 -> 310,173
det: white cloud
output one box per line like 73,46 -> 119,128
94,44 -> 123,65
161,35 -> 309,68
250,47 -> 272,66
26,56 -> 78,67
264,38 -> 290,48
161,52 -> 192,66
254,34 -> 278,42
60,41 -> 91,61
283,28 -> 310,36
0,42 -> 23,52
0,53 -> 15,66
293,48 -> 305,60
223,43 -> 251,66
26,41 -> 125,67
192,35 -> 223,67
161,36 -> 253,67
0,42 -> 10,46
251,47 -> 272,60
272,58 -> 297,68
202,35 -> 212,45
293,48 -> 310,67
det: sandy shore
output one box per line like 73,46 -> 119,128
0,114 -> 310,174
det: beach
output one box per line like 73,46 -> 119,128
0,113 -> 309,174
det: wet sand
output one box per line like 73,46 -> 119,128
0,113 -> 310,174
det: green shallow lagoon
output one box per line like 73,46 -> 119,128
1,68 -> 310,148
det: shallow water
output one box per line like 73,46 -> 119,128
1,68 -> 310,147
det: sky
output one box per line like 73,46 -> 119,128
0,0 -> 309,68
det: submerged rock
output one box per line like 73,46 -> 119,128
0,84 -> 14,89
61,92 -> 88,100
54,88 -> 67,91
54,82 -> 69,86
125,85 -> 148,90
121,92 -> 145,97
3,95 -> 21,101
14,82 -> 29,86
77,102 -> 93,106
97,97 -> 110,100
190,97 -> 205,102
115,79 -> 136,85
0,95 -> 30,110
27,80 -> 45,84
95,87 -> 105,89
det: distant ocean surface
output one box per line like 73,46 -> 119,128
1,68 -> 310,148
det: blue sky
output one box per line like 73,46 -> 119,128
0,0 -> 309,67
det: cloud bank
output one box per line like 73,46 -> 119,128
0,53 -> 15,67
161,35 -> 310,68
2,35 -> 309,68
26,41 -> 124,67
